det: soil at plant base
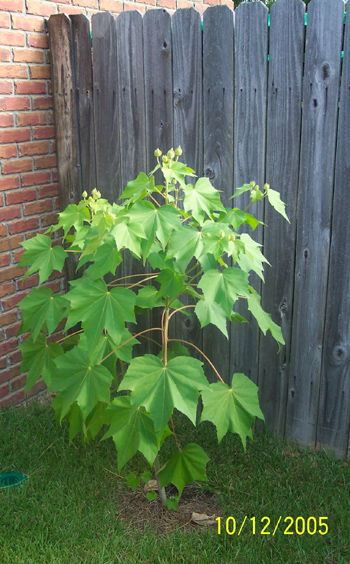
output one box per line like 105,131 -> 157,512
114,483 -> 222,534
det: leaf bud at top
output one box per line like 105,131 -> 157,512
91,188 -> 98,199
162,155 -> 168,163
167,149 -> 175,160
82,190 -> 88,199
250,181 -> 256,189
219,230 -> 225,239
264,183 -> 270,192
154,148 -> 162,157
96,190 -> 102,199
175,146 -> 182,156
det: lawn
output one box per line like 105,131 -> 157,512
0,399 -> 349,564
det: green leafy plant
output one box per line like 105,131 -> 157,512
17,146 -> 288,509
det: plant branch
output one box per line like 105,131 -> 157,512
170,415 -> 182,452
97,328 -> 163,365
168,338 -> 224,383
168,304 -> 196,322
56,329 -> 83,343
153,455 -> 167,507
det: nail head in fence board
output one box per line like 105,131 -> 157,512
172,8 -> 203,367
70,14 -> 96,195
143,9 -> 173,182
317,9 -> 350,458
48,14 -> 81,282
286,0 -> 344,447
258,0 -> 305,435
92,12 -> 121,202
231,1 -> 268,386
117,10 -> 148,354
202,5 -> 234,383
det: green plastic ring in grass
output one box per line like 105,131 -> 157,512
0,472 -> 28,490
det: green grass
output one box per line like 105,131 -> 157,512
0,400 -> 349,564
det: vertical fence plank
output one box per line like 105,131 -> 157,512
70,14 -> 96,195
143,8 -> 173,178
202,5 -> 235,383
116,10 -> 148,354
258,0 -> 305,433
48,14 -> 81,283
231,1 -> 268,385
92,12 -> 121,202
317,9 -> 350,458
286,0 -> 344,447
172,7 -> 203,366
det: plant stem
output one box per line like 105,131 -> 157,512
168,338 -> 224,383
153,455 -> 167,507
97,327 -> 162,365
168,304 -> 196,322
170,415 -> 181,452
165,179 -> 169,205
163,297 -> 170,366
56,329 -> 83,343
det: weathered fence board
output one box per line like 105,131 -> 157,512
49,14 -> 81,282
316,9 -> 350,458
49,2 -> 350,457
231,0 -> 268,385
258,0 -> 305,434
92,12 -> 121,201
286,0 -> 344,447
70,14 -> 96,195
202,5 -> 235,383
172,8 -> 203,363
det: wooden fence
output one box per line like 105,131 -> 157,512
48,0 -> 350,458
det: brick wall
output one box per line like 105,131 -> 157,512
0,0 -> 235,409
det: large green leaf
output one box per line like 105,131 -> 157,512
120,172 -> 155,201
197,267 -> 249,317
201,374 -> 264,449
267,188 -> 290,223
195,299 -> 228,338
19,333 -> 64,392
81,235 -> 122,279
229,183 -> 251,200
184,177 -> 225,223
53,346 -> 113,420
237,234 -> 268,281
167,225 -> 203,273
110,220 -> 146,258
19,234 -> 68,284
247,287 -> 285,345
156,269 -> 184,300
128,201 -> 181,256
159,443 -> 209,495
103,397 -> 161,470
65,278 -> 136,350
55,201 -> 90,236
18,287 -> 69,342
135,286 -> 164,309
119,354 -> 209,433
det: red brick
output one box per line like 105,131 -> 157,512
0,235 -> 23,253
0,390 -> 25,408
0,193 -> 3,205
34,154 -> 56,169
0,281 -> 14,299
0,366 -> 21,386
6,188 -> 36,205
58,5 -> 85,14
13,247 -> 25,263
21,170 -> 50,186
8,348 -> 22,365
17,272 -> 40,290
100,0 -> 123,10
0,128 -> 31,144
50,140 -> 56,152
1,290 -> 29,311
26,378 -> 47,398
0,30 -> 25,47
24,198 -> 52,215
73,0 -> 98,7
0,80 -> 12,94
0,383 -> 9,399
29,64 -> 51,79
20,140 -> 49,156
125,3 -> 145,12
0,253 -> 10,267
52,169 -> 58,182
11,374 -> 26,392
0,47 -> 11,62
0,64 -> 28,79
0,358 -> 8,373
9,217 -> 39,235
0,144 -> 17,158
13,48 -> 44,64
156,0 -> 175,7
33,125 -> 55,139
38,183 -> 58,198
0,0 -> 23,11
203,0 -> 219,4
0,311 -> 17,328
0,12 -> 10,28
0,113 -> 14,127
5,321 -> 22,340
48,110 -> 54,125
0,338 -> 18,357
0,176 -> 20,191
32,96 -> 52,110
17,111 -> 46,126
0,96 -> 30,111
26,0 -> 57,16
42,211 -> 58,227
0,265 -> 27,284
27,33 -> 49,49
12,15 -> 44,32
0,205 -> 21,221
2,158 -> 33,175
0,223 -> 7,236
15,80 -> 46,95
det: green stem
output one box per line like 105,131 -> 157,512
153,454 -> 167,507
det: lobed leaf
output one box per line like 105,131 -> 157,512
19,234 -> 68,284
159,443 -> 209,496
